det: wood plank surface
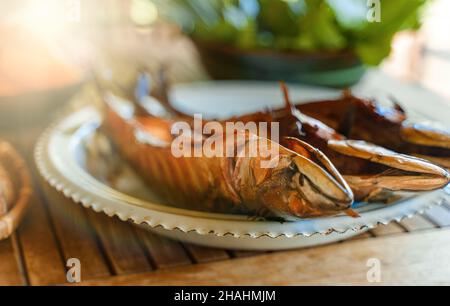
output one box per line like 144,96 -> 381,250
9,234 -> 28,285
134,227 -> 191,269
346,231 -> 373,241
1,126 -> 67,285
0,238 -> 24,285
17,188 -> 67,285
78,228 -> 450,286
184,244 -> 230,263
41,183 -> 112,281
86,210 -> 152,275
16,157 -> 67,285
231,250 -> 266,258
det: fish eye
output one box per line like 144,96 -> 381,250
289,162 -> 298,172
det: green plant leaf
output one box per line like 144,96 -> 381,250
158,0 -> 428,65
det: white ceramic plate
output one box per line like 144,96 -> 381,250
35,81 -> 450,250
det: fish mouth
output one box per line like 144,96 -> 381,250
290,155 -> 353,211
232,136 -> 354,218
285,138 -> 354,213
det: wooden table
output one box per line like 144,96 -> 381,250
0,97 -> 449,286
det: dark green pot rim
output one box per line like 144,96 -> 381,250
192,38 -> 361,62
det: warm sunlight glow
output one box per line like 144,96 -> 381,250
7,0 -> 77,41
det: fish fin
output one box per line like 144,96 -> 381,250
389,95 -> 406,114
345,208 -> 360,218
337,104 -> 356,138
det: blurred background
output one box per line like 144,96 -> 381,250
0,0 -> 449,126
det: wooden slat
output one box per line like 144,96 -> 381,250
424,205 -> 450,227
231,250 -> 266,258
370,222 -> 406,236
17,188 -> 67,285
86,210 -> 152,275
184,244 -> 230,263
3,127 -> 67,285
41,182 -> 112,281
78,228 -> 450,286
134,227 -> 191,269
10,234 -> 29,285
400,215 -> 436,232
0,238 -> 24,285
346,231 -> 373,241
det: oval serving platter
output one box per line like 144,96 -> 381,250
35,105 -> 449,250
37,79 -> 450,250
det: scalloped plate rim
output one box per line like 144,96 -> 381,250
34,106 -> 449,241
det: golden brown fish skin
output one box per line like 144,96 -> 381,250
104,105 -> 228,211
102,72 -> 449,213
296,92 -> 450,170
271,84 -> 450,201
102,94 -> 353,219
